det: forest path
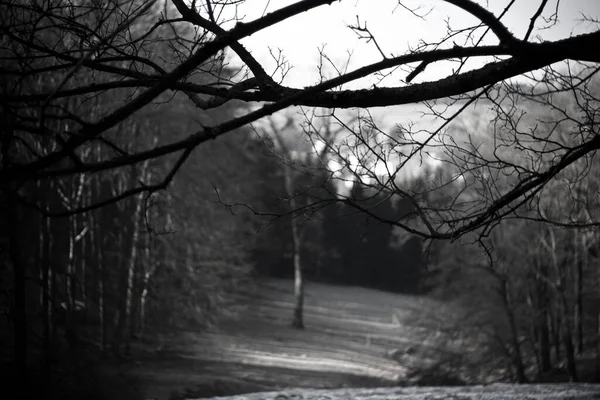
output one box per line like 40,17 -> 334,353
129,279 -> 457,400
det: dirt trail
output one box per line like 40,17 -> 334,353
130,279 -> 452,400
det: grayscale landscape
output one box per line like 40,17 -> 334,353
123,279 -> 597,399
2,1 -> 600,399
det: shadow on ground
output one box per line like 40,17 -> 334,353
127,279 -> 473,400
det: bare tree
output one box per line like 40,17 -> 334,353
257,112 -> 340,329
2,0 -> 600,381
269,121 -> 307,330
2,0 -> 598,228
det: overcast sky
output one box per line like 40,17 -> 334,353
194,0 -> 600,173
219,1 -> 600,132
209,0 -> 599,184
227,0 -> 599,85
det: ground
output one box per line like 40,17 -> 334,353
183,385 -> 600,400
127,279 -> 477,399
126,279 -> 600,400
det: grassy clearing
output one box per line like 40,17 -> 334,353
131,278 -> 467,400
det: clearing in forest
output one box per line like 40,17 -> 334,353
131,279 -> 464,400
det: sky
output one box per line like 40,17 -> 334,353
226,0 -> 599,84
216,0 -> 600,132
212,0 -> 600,182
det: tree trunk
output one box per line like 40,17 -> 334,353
289,190 -> 304,329
572,230 -> 584,355
535,260 -> 551,373
560,294 -> 579,382
541,230 -> 561,366
575,244 -> 584,355
98,237 -> 106,355
122,157 -> 149,354
526,292 -> 541,373
138,231 -> 155,336
88,204 -> 104,354
500,279 -> 528,383
283,163 -> 304,329
112,227 -> 125,355
41,215 -> 52,365
123,189 -> 144,355
563,327 -> 579,382
138,265 -> 151,336
539,306 -> 551,373
80,223 -> 87,313
2,122 -> 27,377
67,216 -> 75,311
136,165 -> 156,337
5,185 -> 27,378
91,141 -> 106,354
546,228 -> 578,382
51,234 -> 58,340
291,239 -> 304,329
63,212 -> 78,349
272,126 -> 306,330
552,307 -> 561,364
111,167 -> 131,356
596,312 -> 600,381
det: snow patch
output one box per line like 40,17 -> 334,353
188,384 -> 600,400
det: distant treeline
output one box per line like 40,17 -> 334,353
251,179 -> 424,294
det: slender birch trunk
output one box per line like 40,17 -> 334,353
285,164 -> 304,329
124,189 -> 144,355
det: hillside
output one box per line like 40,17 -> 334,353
129,279 -> 477,400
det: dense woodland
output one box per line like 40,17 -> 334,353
1,0 -> 600,398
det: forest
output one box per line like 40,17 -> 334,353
1,0 -> 600,399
